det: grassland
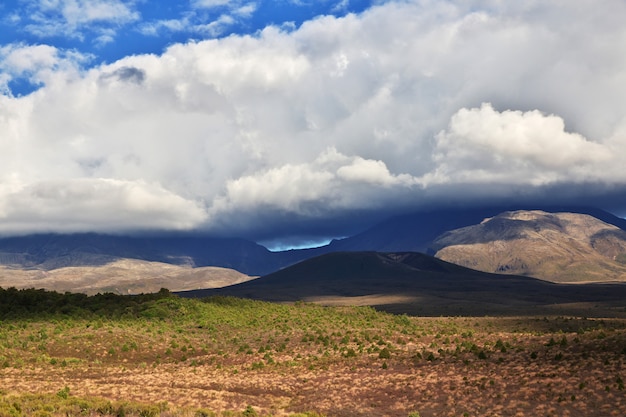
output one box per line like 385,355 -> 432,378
0,288 -> 625,416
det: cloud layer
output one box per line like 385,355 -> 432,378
1,0 -> 626,241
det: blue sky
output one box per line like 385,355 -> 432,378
1,0 -> 626,246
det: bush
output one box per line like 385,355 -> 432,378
242,405 -> 258,417
378,348 -> 391,359
56,386 -> 70,400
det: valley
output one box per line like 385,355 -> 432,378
1,207 -> 626,416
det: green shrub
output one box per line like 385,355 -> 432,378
56,386 -> 70,400
242,405 -> 258,417
378,348 -> 391,359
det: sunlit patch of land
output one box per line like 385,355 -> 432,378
0,288 -> 625,416
303,294 -> 421,306
0,260 -> 255,295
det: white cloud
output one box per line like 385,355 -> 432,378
138,18 -> 189,36
1,0 -> 626,237
22,0 -> 140,41
139,1 -> 257,38
0,43 -> 91,95
234,3 -> 257,18
192,0 -> 234,8
205,148 -> 420,233
424,103 -> 614,186
0,178 -> 207,235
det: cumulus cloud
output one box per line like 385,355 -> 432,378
425,103 -> 614,186
210,148 -> 417,216
1,0 -> 626,239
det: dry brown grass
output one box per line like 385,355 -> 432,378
1,309 -> 625,416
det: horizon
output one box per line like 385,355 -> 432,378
2,1 -> 626,248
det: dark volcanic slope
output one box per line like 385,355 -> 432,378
179,251 -> 626,316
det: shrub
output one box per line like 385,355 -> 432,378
378,348 -> 391,359
56,386 -> 70,399
344,348 -> 357,358
242,405 -> 258,417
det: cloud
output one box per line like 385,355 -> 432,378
99,66 -> 146,84
20,0 -> 140,42
0,43 -> 91,95
0,178 -> 207,235
425,103 -> 615,186
210,147 -> 416,214
140,1 -> 257,38
1,0 -> 626,240
192,0 -> 235,7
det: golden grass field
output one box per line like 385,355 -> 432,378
0,290 -> 625,416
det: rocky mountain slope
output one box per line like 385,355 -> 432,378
432,210 -> 626,283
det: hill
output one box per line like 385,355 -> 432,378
432,210 -> 626,282
179,251 -> 626,317
0,259 -> 255,295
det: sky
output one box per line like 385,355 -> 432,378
1,0 -> 626,249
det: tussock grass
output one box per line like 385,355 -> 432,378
0,287 -> 625,416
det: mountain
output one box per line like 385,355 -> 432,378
432,210 -> 626,283
179,251 -> 626,316
0,206 -> 625,291
0,233 -> 280,275
260,205 -> 626,272
323,205 -> 626,253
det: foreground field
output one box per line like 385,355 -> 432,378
0,288 -> 625,416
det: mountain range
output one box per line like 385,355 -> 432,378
1,205 -> 626,301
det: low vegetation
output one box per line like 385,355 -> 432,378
0,287 -> 625,416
